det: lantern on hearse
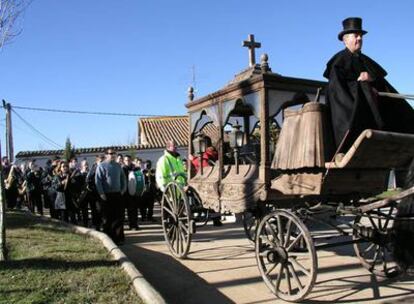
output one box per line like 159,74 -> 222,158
192,132 -> 207,174
229,121 -> 244,174
229,121 -> 244,149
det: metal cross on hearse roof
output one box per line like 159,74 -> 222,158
242,34 -> 261,67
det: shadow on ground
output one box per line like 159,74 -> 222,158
122,245 -> 235,304
124,211 -> 414,304
307,272 -> 414,303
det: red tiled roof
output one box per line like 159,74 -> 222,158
16,116 -> 219,158
139,116 -> 188,148
139,116 -> 218,149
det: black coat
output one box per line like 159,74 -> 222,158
324,48 -> 414,152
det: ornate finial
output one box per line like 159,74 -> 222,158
260,53 -> 271,72
188,86 -> 194,101
242,34 -> 261,67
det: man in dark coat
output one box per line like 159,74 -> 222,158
325,17 -> 414,273
122,155 -> 139,229
324,17 -> 414,153
141,160 -> 157,222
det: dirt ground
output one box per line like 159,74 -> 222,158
121,210 -> 414,304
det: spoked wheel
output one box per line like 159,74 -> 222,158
161,182 -> 193,259
256,210 -> 317,302
187,188 -> 209,227
242,209 -> 260,244
353,204 -> 400,277
243,204 -> 276,244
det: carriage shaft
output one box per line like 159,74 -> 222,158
358,185 -> 414,213
315,238 -> 366,250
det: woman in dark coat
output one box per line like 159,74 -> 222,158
52,161 -> 76,223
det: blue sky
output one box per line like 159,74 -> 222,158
1,0 -> 413,156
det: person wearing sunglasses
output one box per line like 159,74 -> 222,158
95,148 -> 127,245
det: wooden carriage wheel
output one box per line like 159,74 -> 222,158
255,210 -> 317,302
243,204 -> 276,244
161,182 -> 193,259
353,205 -> 400,277
242,209 -> 260,244
187,187 -> 209,227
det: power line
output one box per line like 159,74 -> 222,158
12,109 -> 62,149
11,109 -> 63,149
0,119 -> 35,135
12,105 -> 162,117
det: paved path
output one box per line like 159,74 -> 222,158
121,209 -> 414,304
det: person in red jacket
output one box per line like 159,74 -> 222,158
190,146 -> 218,173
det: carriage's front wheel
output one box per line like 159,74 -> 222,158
255,210 -> 317,302
161,182 -> 193,259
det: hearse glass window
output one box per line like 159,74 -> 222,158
190,109 -> 220,158
223,99 -> 259,165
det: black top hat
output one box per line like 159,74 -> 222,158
338,17 -> 367,41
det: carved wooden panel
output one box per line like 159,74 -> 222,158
219,182 -> 265,213
188,180 -> 220,211
270,172 -> 322,195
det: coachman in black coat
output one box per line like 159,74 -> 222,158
325,17 -> 414,272
324,17 -> 414,153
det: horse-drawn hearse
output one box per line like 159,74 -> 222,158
160,37 -> 414,302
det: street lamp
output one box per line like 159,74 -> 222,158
229,122 -> 244,174
192,133 -> 207,174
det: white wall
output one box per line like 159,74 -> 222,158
15,147 -> 189,169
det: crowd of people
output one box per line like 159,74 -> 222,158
1,138 -> 225,245
1,151 -> 159,245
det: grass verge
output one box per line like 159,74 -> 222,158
0,210 -> 142,304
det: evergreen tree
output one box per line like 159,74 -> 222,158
63,137 -> 76,161
126,145 -> 138,160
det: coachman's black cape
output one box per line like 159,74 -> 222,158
325,49 -> 414,271
324,48 -> 414,152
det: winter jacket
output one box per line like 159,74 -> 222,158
156,150 -> 186,192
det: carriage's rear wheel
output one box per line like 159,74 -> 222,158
353,206 -> 400,277
161,182 -> 193,259
243,204 -> 276,244
242,209 -> 260,244
256,210 -> 317,302
187,187 -> 209,227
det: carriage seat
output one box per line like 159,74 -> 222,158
325,129 -> 414,169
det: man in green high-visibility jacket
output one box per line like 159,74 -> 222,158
156,139 -> 187,192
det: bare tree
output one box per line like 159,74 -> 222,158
0,0 -> 30,260
0,0 -> 30,49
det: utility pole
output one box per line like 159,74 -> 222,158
0,140 -> 6,261
2,100 -> 14,162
